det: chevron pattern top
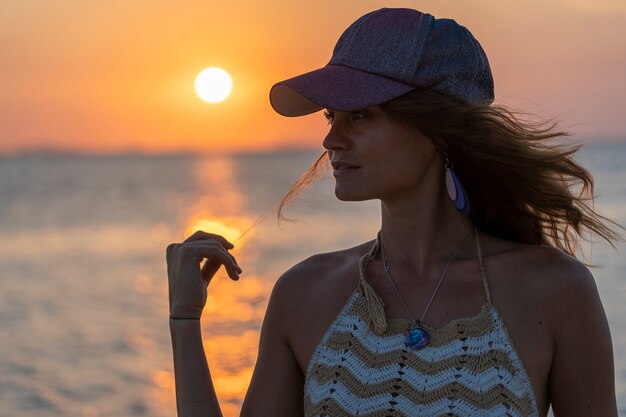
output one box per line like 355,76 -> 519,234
303,228 -> 539,417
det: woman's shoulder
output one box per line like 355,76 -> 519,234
483,235 -> 599,314
269,240 -> 375,305
524,245 -> 599,312
266,240 -> 376,358
496,240 -> 593,288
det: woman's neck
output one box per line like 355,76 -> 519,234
378,190 -> 475,276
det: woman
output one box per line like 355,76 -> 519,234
166,8 -> 621,417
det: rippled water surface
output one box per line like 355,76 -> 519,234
0,144 -> 624,416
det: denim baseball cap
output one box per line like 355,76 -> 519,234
270,8 -> 494,117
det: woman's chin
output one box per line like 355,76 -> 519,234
333,187 -> 372,202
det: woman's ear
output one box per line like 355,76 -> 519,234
432,141 -> 448,162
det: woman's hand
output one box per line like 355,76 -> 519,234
166,231 -> 242,319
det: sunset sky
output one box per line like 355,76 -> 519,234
1,0 -> 625,155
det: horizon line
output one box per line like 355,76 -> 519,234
0,146 -> 325,158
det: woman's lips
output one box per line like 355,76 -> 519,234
333,166 -> 361,177
330,160 -> 361,177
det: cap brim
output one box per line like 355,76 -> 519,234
270,64 -> 416,117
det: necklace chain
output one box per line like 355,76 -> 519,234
380,226 -> 475,324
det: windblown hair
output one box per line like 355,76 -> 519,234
276,89 -> 623,258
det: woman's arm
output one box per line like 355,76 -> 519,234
169,272 -> 305,417
167,231 -> 237,417
170,280 -> 304,417
166,231 -> 305,417
548,259 -> 617,416
170,319 -> 222,417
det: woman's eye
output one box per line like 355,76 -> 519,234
323,110 -> 334,125
323,110 -> 365,125
351,111 -> 365,121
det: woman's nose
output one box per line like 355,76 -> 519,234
322,123 -> 349,151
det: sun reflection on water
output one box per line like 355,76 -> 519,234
152,369 -> 175,389
158,155 -> 271,416
184,218 -> 244,245
202,274 -> 270,415
204,274 -> 269,323
181,156 -> 258,247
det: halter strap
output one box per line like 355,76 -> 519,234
357,235 -> 386,335
474,226 -> 492,304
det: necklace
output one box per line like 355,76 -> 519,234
379,225 -> 475,350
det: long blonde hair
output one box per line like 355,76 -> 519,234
276,89 -> 623,258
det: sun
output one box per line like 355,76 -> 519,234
195,67 -> 233,104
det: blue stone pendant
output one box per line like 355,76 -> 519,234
406,326 -> 430,350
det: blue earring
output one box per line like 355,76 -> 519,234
445,159 -> 471,216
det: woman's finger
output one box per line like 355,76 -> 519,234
179,243 -> 241,280
201,254 -> 243,279
183,240 -> 241,270
201,261 -> 221,280
182,230 -> 234,249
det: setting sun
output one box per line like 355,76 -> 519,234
195,67 -> 233,104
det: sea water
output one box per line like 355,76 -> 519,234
0,143 -> 624,416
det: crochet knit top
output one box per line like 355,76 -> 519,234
303,227 -> 539,417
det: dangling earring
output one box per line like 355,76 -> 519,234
445,158 -> 471,216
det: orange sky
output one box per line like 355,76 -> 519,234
1,0 -> 625,155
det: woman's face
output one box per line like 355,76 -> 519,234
322,106 -> 440,202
